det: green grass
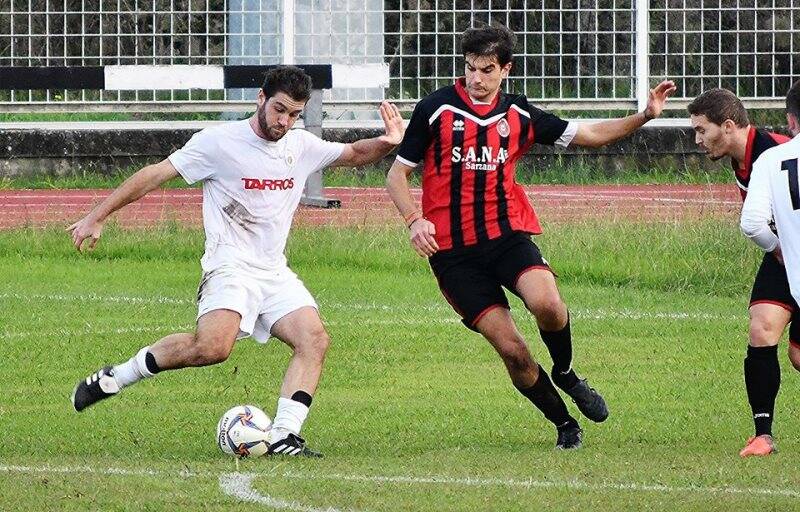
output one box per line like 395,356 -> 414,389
2,221 -> 799,511
0,112 -> 245,122
0,162 -> 729,190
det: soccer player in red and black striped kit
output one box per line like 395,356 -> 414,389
689,88 -> 798,457
387,25 -> 676,449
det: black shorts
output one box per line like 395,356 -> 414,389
750,252 -> 797,312
429,232 -> 552,331
750,252 -> 800,344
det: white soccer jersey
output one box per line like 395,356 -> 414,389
741,133 -> 800,304
169,120 -> 344,271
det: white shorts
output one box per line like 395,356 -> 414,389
196,265 -> 318,343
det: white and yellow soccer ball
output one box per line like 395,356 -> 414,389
216,405 -> 272,458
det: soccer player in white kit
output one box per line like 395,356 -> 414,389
740,79 -> 800,456
68,66 -> 405,457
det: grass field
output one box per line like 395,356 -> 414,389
2,221 -> 800,511
0,161 -> 730,191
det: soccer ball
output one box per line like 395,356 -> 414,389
216,405 -> 272,458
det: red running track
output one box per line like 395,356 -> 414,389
0,185 -> 741,230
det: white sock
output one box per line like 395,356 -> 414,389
271,397 -> 310,443
112,346 -> 156,389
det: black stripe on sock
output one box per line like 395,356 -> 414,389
290,390 -> 313,408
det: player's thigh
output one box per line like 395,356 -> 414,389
749,253 -> 795,346
269,306 -> 329,353
490,234 -> 562,315
254,269 -> 321,344
429,251 -> 509,332
196,308 -> 243,350
197,267 -> 264,341
748,303 -> 792,346
750,252 -> 796,312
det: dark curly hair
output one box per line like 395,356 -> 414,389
461,24 -> 516,67
261,65 -> 312,102
687,88 -> 749,127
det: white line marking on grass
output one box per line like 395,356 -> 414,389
1,306 -> 739,340
280,472 -> 800,499
532,191 -> 739,206
1,464 -> 799,501
219,473 -> 354,512
0,292 -> 194,306
0,325 -> 193,340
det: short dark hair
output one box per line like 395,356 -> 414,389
687,88 -> 749,127
461,24 -> 515,67
787,79 -> 800,119
261,65 -> 312,102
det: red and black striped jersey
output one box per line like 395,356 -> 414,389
732,126 -> 790,201
396,78 -> 573,251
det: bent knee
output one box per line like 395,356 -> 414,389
528,297 -> 566,326
296,328 -> 331,357
193,333 -> 235,365
749,318 -> 784,346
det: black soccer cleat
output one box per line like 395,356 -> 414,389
267,433 -> 323,458
560,378 -> 608,423
71,366 -> 120,412
556,424 -> 583,450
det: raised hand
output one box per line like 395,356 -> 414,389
378,101 -> 405,146
644,80 -> 677,120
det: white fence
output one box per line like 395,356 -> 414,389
1,0 -> 798,112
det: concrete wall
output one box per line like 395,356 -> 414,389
0,124 -> 787,177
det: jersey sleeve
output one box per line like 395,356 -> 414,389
298,130 -> 346,176
527,104 -> 573,147
168,129 -> 217,185
741,158 -> 780,252
396,100 -> 432,168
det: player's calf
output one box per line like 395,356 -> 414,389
789,341 -> 800,372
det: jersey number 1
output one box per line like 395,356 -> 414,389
781,158 -> 800,210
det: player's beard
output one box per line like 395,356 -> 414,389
257,103 -> 287,142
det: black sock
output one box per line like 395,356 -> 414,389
516,365 -> 578,428
744,345 -> 780,436
539,314 -> 578,389
145,351 -> 162,374
290,390 -> 313,408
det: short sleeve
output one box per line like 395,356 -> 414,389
396,101 -> 432,168
527,104 -> 571,147
168,129 -> 217,185
298,130 -> 345,175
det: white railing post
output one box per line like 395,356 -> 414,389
301,88 -> 341,208
281,0 -> 295,65
635,0 -> 650,113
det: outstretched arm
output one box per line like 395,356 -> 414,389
330,101 -> 405,167
66,158 -> 179,252
571,80 -> 677,148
